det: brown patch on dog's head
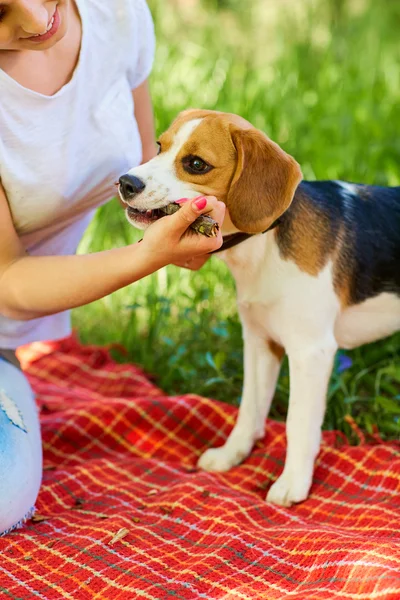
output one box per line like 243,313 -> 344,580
171,114 -> 238,201
159,110 -> 219,154
158,110 -> 302,233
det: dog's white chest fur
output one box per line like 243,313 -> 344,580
221,234 -> 340,350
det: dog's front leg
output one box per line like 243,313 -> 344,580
266,338 -> 337,507
198,329 -> 282,472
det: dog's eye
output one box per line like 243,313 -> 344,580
182,155 -> 213,175
156,141 -> 161,155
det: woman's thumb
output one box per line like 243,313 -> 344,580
169,197 -> 208,234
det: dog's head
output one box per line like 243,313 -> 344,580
118,109 -> 302,234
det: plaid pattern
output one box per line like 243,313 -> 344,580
0,336 -> 399,599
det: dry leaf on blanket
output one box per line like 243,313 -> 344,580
108,528 -> 130,545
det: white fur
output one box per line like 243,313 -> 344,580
337,181 -> 358,196
122,119 -> 400,507
336,293 -> 400,348
125,119 -> 204,218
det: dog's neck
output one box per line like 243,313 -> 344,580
214,211 -> 286,254
220,210 -> 241,237
214,190 -> 302,254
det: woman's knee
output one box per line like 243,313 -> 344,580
0,360 -> 42,536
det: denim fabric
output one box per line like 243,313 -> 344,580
0,357 -> 42,536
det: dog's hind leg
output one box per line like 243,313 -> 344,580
266,336 -> 337,507
198,330 -> 282,472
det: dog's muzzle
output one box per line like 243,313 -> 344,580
119,173 -> 167,226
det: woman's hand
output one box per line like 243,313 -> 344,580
172,255 -> 210,270
141,196 -> 225,269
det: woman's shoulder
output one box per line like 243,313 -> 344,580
85,0 -> 154,52
84,0 -> 155,88
86,0 -> 152,27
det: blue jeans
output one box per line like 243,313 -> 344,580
0,356 -> 42,536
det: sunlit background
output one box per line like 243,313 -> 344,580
74,0 -> 400,441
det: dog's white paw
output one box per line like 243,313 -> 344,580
197,444 -> 248,473
266,471 -> 312,507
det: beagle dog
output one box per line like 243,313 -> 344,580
118,109 -> 400,507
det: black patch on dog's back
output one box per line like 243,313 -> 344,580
290,181 -> 400,304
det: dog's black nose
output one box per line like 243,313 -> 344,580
119,174 -> 146,199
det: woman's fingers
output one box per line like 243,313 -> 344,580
141,196 -> 226,268
169,196 -> 225,239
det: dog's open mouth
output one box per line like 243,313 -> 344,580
126,205 -> 168,226
125,201 -> 220,237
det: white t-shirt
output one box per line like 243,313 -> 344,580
0,0 -> 155,349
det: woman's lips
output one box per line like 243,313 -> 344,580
26,7 -> 60,43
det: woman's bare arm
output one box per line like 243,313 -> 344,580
0,183 -> 224,321
0,182 -> 160,320
132,79 -> 158,164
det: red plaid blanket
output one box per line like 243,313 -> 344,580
1,336 -> 399,600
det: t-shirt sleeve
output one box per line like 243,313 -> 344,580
126,0 -> 156,90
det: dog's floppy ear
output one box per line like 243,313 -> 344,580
226,126 -> 302,234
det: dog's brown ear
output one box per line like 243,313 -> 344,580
226,127 -> 302,233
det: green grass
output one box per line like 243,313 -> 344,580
73,0 -> 400,442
